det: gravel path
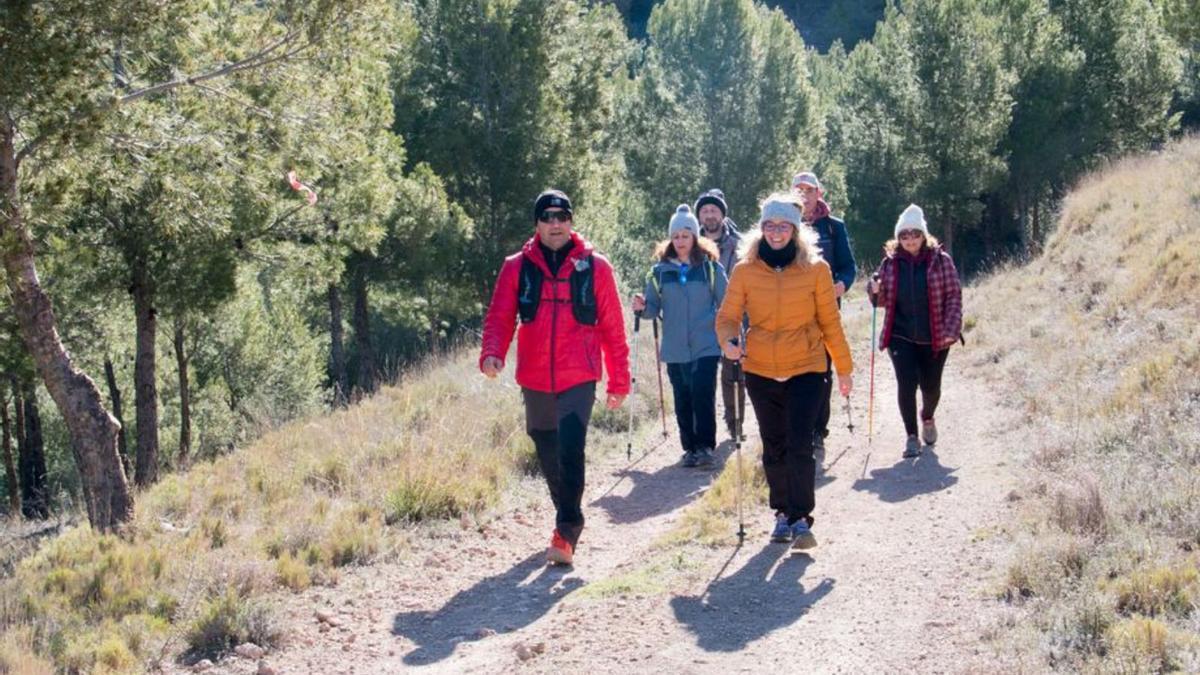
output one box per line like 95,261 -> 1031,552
217,308 -> 1022,674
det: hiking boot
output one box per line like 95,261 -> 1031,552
694,447 -> 715,468
680,450 -> 699,468
921,418 -> 938,445
903,434 -> 922,458
791,520 -> 817,550
771,514 -> 793,543
546,529 -> 574,566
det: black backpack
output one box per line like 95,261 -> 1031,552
517,254 -> 597,326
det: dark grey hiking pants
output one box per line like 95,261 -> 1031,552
522,381 -> 595,547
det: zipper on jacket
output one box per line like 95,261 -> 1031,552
550,276 -> 559,393
774,267 -> 782,371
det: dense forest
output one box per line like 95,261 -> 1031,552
1,0 -> 1196,528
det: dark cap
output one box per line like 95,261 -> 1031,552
693,188 -> 727,218
533,189 -> 572,221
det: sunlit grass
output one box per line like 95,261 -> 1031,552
968,136 -> 1200,671
0,339 -> 657,671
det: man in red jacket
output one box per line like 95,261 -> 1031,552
480,189 -> 630,566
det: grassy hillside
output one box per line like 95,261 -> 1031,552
964,137 -> 1200,671
0,348 -> 659,672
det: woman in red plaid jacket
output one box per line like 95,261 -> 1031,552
867,204 -> 963,459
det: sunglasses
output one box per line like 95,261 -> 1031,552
537,210 -> 571,224
898,230 -> 925,240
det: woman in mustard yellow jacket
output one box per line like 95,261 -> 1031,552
715,193 -> 853,550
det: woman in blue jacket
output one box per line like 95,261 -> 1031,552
632,205 -> 728,468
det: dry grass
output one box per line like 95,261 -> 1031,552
967,136 -> 1200,671
663,454 -> 770,547
0,340 -> 658,672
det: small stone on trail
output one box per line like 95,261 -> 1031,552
516,644 -> 534,661
1005,490 -> 1022,502
192,660 -> 213,672
474,628 -> 497,639
235,643 -> 266,660
257,660 -> 277,675
532,642 -> 547,655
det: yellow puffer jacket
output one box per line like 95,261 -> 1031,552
715,233 -> 853,380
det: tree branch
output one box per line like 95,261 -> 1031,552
15,25 -> 316,166
117,29 -> 302,106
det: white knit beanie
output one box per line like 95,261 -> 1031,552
895,204 -> 929,238
669,204 -> 700,238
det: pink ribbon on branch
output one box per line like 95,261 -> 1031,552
286,170 -> 318,206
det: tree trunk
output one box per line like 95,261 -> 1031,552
328,283 -> 348,406
1032,198 -> 1042,252
1,121 -> 131,531
131,268 -> 159,486
1,392 -> 19,516
351,265 -> 376,395
173,317 -> 191,467
20,382 -> 49,519
103,357 -> 132,474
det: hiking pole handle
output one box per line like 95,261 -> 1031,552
633,311 -> 641,332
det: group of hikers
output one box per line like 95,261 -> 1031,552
479,173 -> 963,566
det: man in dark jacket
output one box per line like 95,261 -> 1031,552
480,189 -> 630,566
792,172 -> 856,454
695,188 -> 745,441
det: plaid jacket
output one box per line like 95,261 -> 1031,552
873,246 -> 962,351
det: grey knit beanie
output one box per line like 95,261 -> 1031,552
668,204 -> 700,238
759,197 -> 802,227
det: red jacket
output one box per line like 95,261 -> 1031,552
480,232 -> 630,395
872,245 -> 963,352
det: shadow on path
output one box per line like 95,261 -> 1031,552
851,445 -> 959,502
392,553 -> 582,665
670,545 -> 835,652
591,439 -> 735,525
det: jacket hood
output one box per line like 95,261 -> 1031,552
739,226 -> 822,270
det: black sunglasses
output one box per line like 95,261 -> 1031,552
537,210 -> 571,224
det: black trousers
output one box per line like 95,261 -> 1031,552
720,356 -> 746,430
816,352 -> 833,438
887,340 -> 950,436
744,371 -> 823,526
666,356 -> 720,452
523,381 -> 595,547
816,297 -> 843,437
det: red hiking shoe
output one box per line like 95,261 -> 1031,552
546,529 -> 574,566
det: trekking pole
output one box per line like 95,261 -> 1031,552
843,394 -> 855,434
868,303 -> 878,445
733,333 -> 746,543
626,312 -> 642,461
652,318 -> 668,438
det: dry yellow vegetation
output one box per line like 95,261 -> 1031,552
0,347 -> 656,672
964,136 -> 1200,671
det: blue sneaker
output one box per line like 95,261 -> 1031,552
770,514 -> 792,543
791,519 -> 817,550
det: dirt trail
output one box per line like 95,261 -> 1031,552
236,307 -> 1021,674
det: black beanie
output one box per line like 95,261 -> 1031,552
693,189 -> 728,218
533,189 -> 573,221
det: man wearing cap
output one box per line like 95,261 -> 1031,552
791,172 -> 856,456
694,188 -> 746,441
480,189 -> 630,566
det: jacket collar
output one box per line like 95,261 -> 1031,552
522,231 -> 594,277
